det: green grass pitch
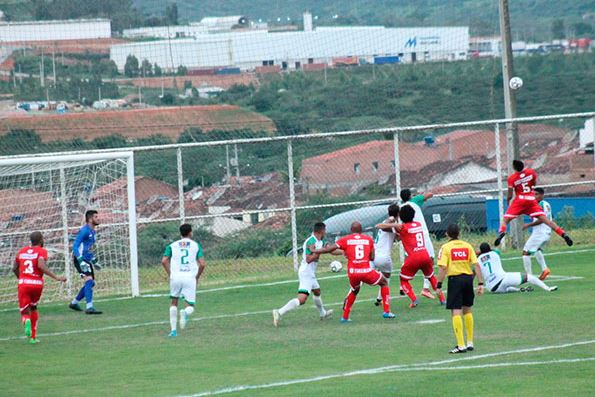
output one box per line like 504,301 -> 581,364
1,247 -> 594,396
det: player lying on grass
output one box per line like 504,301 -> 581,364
521,187 -> 553,281
13,231 -> 66,344
371,203 -> 399,307
495,160 -> 572,247
273,222 -> 338,327
400,188 -> 436,299
162,224 -> 207,337
375,205 -> 446,308
477,242 -> 557,293
315,221 -> 395,322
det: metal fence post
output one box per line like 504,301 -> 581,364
287,140 -> 299,272
176,148 -> 185,223
495,123 -> 505,248
394,131 -> 405,265
59,164 -> 72,297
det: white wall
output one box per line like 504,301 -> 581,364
110,26 -> 469,71
0,19 -> 111,42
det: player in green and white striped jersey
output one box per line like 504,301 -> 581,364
272,222 -> 338,327
161,224 -> 207,337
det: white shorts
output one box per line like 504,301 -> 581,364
491,272 -> 523,293
298,271 -> 320,294
170,277 -> 197,304
524,233 -> 551,253
371,256 -> 393,274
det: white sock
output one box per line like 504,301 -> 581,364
169,306 -> 178,331
312,295 -> 326,316
278,298 -> 300,316
527,274 -> 550,291
377,278 -> 390,300
71,298 -> 79,305
522,255 -> 533,275
422,277 -> 431,290
184,306 -> 194,316
535,250 -> 548,272
506,286 -> 520,293
86,302 -> 93,309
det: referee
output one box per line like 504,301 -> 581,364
436,224 -> 484,354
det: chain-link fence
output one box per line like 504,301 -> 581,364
1,112 -> 593,305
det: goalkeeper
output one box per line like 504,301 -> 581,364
68,210 -> 102,314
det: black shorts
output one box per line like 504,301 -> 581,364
446,274 -> 474,310
73,257 -> 95,279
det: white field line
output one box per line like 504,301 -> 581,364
175,340 -> 595,397
0,247 -> 590,313
0,294 -> 438,342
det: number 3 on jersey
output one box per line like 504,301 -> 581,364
23,260 -> 34,274
355,244 -> 365,259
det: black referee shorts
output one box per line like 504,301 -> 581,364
446,274 -> 474,310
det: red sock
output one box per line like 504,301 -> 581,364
428,275 -> 438,290
21,313 -> 30,324
30,310 -> 38,339
342,291 -> 357,320
380,285 -> 391,313
498,224 -> 507,234
554,227 -> 565,237
400,278 -> 417,303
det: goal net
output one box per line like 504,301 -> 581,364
0,151 -> 138,306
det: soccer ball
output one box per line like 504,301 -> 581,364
329,261 -> 343,273
509,76 -> 523,90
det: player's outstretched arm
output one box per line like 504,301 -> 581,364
522,219 -> 544,230
196,258 -> 206,282
312,243 -> 340,255
474,263 -> 484,295
422,192 -> 434,201
38,257 -> 67,282
161,256 -> 171,277
375,222 -> 402,232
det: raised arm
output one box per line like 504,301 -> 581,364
423,192 -> 434,201
37,257 -> 67,282
375,222 -> 403,232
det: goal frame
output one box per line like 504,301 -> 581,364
0,151 -> 140,297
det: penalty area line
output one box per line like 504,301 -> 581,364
174,340 -> 595,397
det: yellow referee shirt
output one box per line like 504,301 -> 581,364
437,239 -> 478,276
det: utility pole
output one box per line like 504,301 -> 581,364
39,48 -> 45,88
52,50 -> 56,87
234,144 -> 240,186
225,144 -> 231,184
499,0 -> 522,248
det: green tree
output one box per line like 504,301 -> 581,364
176,65 -> 188,76
124,55 -> 139,78
572,22 -> 594,37
551,19 -> 565,39
153,63 -> 163,76
141,59 -> 153,77
165,2 -> 179,25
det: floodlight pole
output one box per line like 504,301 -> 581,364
499,0 -> 522,248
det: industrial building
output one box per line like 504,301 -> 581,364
111,24 -> 469,72
122,16 -> 259,39
0,18 -> 111,42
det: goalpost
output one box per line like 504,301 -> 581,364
0,151 -> 139,305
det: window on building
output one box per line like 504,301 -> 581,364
282,61 -> 288,70
372,161 -> 379,172
391,160 -> 395,169
354,163 -> 361,174
308,58 -> 314,64
295,61 -> 301,69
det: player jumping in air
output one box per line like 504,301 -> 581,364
376,205 -> 446,308
14,232 -> 66,343
521,188 -> 553,280
494,160 -> 572,247
400,189 -> 436,299
273,222 -> 335,327
69,210 -> 102,314
162,223 -> 207,337
372,203 -> 399,307
316,221 -> 395,322
477,242 -> 557,293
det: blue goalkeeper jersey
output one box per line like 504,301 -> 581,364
73,224 -> 96,262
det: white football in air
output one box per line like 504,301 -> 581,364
509,76 -> 523,90
329,261 -> 343,273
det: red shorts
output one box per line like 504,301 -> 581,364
400,253 -> 434,280
347,268 -> 384,289
18,280 -> 44,313
504,197 -> 545,219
